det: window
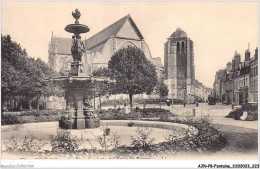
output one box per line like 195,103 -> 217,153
181,41 -> 185,52
177,42 -> 180,53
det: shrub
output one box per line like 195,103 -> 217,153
245,115 -> 254,121
4,135 -> 19,151
20,132 -> 46,152
225,108 -> 243,119
161,116 -> 227,153
50,130 -> 80,152
1,114 -> 20,125
242,103 -> 258,112
248,111 -> 258,120
4,133 -> 46,153
97,108 -> 174,120
92,125 -> 121,151
226,103 -> 258,121
130,126 -> 155,151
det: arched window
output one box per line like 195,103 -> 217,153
181,41 -> 185,52
177,42 -> 180,53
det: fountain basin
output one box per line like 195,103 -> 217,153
65,24 -> 89,34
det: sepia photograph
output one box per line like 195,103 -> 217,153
1,1 -> 259,168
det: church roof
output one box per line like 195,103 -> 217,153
52,37 -> 72,54
85,14 -> 144,50
170,28 -> 187,38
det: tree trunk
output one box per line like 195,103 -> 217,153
20,103 -> 23,111
160,94 -> 162,109
99,95 -> 102,109
28,100 -> 32,110
129,93 -> 133,108
37,100 -> 40,112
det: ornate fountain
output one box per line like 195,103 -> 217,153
51,9 -> 113,129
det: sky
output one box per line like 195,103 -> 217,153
1,1 -> 258,88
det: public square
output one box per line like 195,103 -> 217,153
1,2 -> 258,168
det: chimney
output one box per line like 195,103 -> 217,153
232,58 -> 235,71
245,43 -> 250,61
255,47 -> 258,59
234,52 -> 241,70
245,50 -> 250,61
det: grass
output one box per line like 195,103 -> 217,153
216,125 -> 258,154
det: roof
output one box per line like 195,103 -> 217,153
52,37 -> 72,55
171,28 -> 187,38
85,14 -> 143,50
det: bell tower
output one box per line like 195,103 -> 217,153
164,28 -> 195,103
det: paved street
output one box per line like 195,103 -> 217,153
102,102 -> 257,130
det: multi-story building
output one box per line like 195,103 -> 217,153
249,47 -> 258,102
213,46 -> 256,105
213,69 -> 225,102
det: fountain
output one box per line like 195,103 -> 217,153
51,9 -> 113,129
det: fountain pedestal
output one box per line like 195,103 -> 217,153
73,90 -> 86,129
69,61 -> 85,76
55,9 -> 112,130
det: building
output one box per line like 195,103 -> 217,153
249,47 -> 258,102
48,14 -> 163,104
213,46 -> 257,105
164,28 -> 211,103
49,14 -> 163,78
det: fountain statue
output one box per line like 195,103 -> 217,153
51,9 -> 113,129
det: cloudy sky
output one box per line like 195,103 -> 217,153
2,1 -> 258,88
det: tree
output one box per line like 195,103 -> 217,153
108,46 -> 158,108
92,67 -> 113,109
155,81 -> 169,109
1,34 -> 63,111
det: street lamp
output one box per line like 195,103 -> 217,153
171,79 -> 174,107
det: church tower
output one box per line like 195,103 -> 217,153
164,28 -> 195,103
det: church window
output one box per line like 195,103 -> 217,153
177,42 -> 180,53
181,41 -> 185,52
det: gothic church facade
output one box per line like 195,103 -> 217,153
48,14 -> 163,79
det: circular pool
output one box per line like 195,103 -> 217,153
1,120 -> 197,151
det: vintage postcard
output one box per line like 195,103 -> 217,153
1,1 -> 259,168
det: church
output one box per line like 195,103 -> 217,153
48,14 -> 163,79
164,28 -> 211,103
47,14 -> 163,108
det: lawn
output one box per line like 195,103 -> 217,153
213,125 -> 258,158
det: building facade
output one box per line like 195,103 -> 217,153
49,14 -> 163,78
48,14 -> 163,104
249,47 -> 258,102
164,28 -> 211,103
213,47 -> 257,105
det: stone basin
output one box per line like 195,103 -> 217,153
1,120 -> 197,152
65,24 -> 89,34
